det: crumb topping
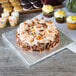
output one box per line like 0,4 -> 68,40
17,18 -> 58,46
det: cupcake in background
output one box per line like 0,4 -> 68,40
3,7 -> 12,13
11,11 -> 19,20
9,16 -> 17,26
14,6 -> 22,12
9,0 -> 16,3
11,0 -> 20,6
67,15 -> 76,30
42,5 -> 54,18
54,9 -> 66,23
1,2 -> 12,8
1,12 -> 10,21
0,18 -> 7,28
0,0 -> 8,3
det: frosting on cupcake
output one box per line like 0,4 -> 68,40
1,12 -> 9,18
54,9 -> 66,18
3,7 -> 12,13
67,15 -> 76,23
0,18 -> 6,24
9,16 -> 17,22
42,5 -> 54,13
11,12 -> 19,17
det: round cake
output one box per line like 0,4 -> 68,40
16,18 -> 59,52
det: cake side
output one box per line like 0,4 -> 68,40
16,18 -> 59,52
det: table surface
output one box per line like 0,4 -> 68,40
0,12 -> 76,76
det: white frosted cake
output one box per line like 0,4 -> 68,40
16,18 -> 59,52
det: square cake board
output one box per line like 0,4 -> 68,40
2,13 -> 73,67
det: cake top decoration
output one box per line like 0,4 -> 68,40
42,5 -> 53,13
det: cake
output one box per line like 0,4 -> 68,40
14,6 -> 22,12
67,15 -> 76,30
1,12 -> 10,20
0,0 -> 8,3
16,18 -> 59,52
0,17 -> 7,28
3,7 -> 12,13
1,2 -> 12,7
9,16 -> 17,26
54,9 -> 66,23
12,0 -> 20,6
11,11 -> 19,20
42,5 -> 54,18
9,0 -> 16,2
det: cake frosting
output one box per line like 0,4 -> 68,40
16,18 -> 59,52
0,18 -> 6,28
1,12 -> 9,19
9,16 -> 17,22
42,5 -> 54,13
67,15 -> 76,23
0,18 -> 6,24
11,12 -> 19,17
54,9 -> 66,18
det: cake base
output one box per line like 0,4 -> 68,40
2,29 -> 73,67
16,32 -> 59,52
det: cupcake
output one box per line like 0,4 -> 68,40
0,18 -> 7,28
9,0 -> 16,3
9,16 -> 17,26
54,9 -> 66,23
42,5 -> 54,18
11,11 -> 19,20
0,0 -> 8,3
1,2 -> 12,7
1,12 -> 10,21
12,1 -> 20,6
14,6 -> 22,12
67,15 -> 76,30
3,7 -> 12,13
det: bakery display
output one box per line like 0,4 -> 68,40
54,9 -> 66,23
9,16 -> 17,26
16,18 -> 59,52
0,11 -> 19,28
42,5 -> 54,17
0,17 -> 7,28
0,0 -> 22,13
67,15 -> 76,30
20,0 -> 42,11
0,0 -> 62,14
